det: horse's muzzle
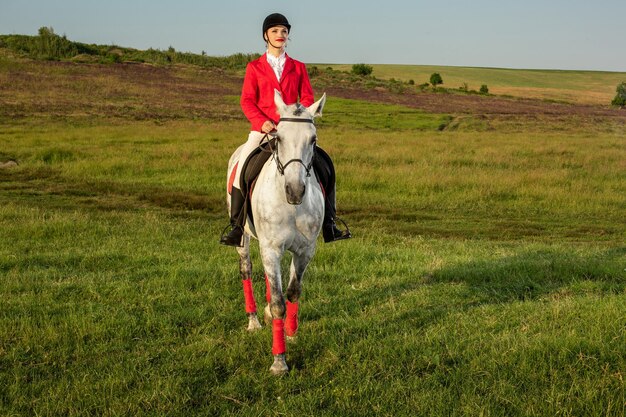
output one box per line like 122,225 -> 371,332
285,184 -> 305,205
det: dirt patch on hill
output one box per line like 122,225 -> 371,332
1,59 -> 624,127
320,84 -> 626,132
323,85 -> 626,120
0,60 -> 244,120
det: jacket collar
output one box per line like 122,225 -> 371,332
260,52 -> 295,86
282,53 -> 295,79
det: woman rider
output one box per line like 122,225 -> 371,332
220,13 -> 351,247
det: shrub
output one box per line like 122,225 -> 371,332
308,65 -> 320,77
611,82 -> 626,107
99,54 -> 121,64
388,78 -> 405,94
352,63 -> 373,76
408,79 -> 415,85
17,27 -> 80,60
480,84 -> 489,94
430,72 -> 443,87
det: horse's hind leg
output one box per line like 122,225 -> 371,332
237,234 -> 261,331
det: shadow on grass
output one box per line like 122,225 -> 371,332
0,165 -> 224,215
427,246 -> 626,304
269,246 -> 625,377
340,204 -> 622,242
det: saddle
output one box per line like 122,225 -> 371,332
227,139 -> 333,228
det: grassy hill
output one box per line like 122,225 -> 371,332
2,27 -> 624,106
0,27 -> 259,69
2,46 -> 624,134
324,64 -> 626,105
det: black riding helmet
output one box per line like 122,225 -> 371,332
262,13 -> 291,40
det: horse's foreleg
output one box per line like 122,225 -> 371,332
285,250 -> 313,338
261,246 -> 288,375
264,273 -> 272,324
237,235 -> 261,331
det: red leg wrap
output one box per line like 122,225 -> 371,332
242,279 -> 257,314
285,301 -> 299,337
272,319 -> 286,355
265,274 -> 271,303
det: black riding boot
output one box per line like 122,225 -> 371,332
220,187 -> 245,247
312,146 -> 352,243
322,182 -> 352,243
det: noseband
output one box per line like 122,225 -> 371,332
267,118 -> 316,177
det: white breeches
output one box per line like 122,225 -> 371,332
234,131 -> 268,188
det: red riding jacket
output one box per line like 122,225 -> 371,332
240,53 -> 314,132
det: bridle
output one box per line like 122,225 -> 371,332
264,118 -> 316,177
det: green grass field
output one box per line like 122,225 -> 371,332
323,64 -> 626,105
1,55 -> 625,416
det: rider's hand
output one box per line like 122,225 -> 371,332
261,120 -> 276,133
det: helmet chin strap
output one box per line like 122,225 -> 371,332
265,33 -> 287,53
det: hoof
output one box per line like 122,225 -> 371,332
247,314 -> 262,331
269,354 -> 289,375
264,304 -> 272,325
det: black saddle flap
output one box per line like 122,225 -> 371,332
240,138 -> 275,193
239,140 -> 334,228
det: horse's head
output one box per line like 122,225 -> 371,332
273,90 -> 326,205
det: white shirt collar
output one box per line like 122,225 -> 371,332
266,51 -> 286,81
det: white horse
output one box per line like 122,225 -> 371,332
226,90 -> 326,374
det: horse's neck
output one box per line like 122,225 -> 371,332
255,159 -> 284,200
266,158 -> 283,186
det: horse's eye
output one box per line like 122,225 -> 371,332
311,135 -> 317,145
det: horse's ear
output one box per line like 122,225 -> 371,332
274,89 -> 288,115
307,93 -> 326,118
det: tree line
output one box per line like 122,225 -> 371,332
0,27 -> 258,70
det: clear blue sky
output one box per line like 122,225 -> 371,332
2,0 -> 625,71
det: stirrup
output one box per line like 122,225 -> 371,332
323,217 -> 352,243
336,217 -> 351,239
220,224 -> 244,247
